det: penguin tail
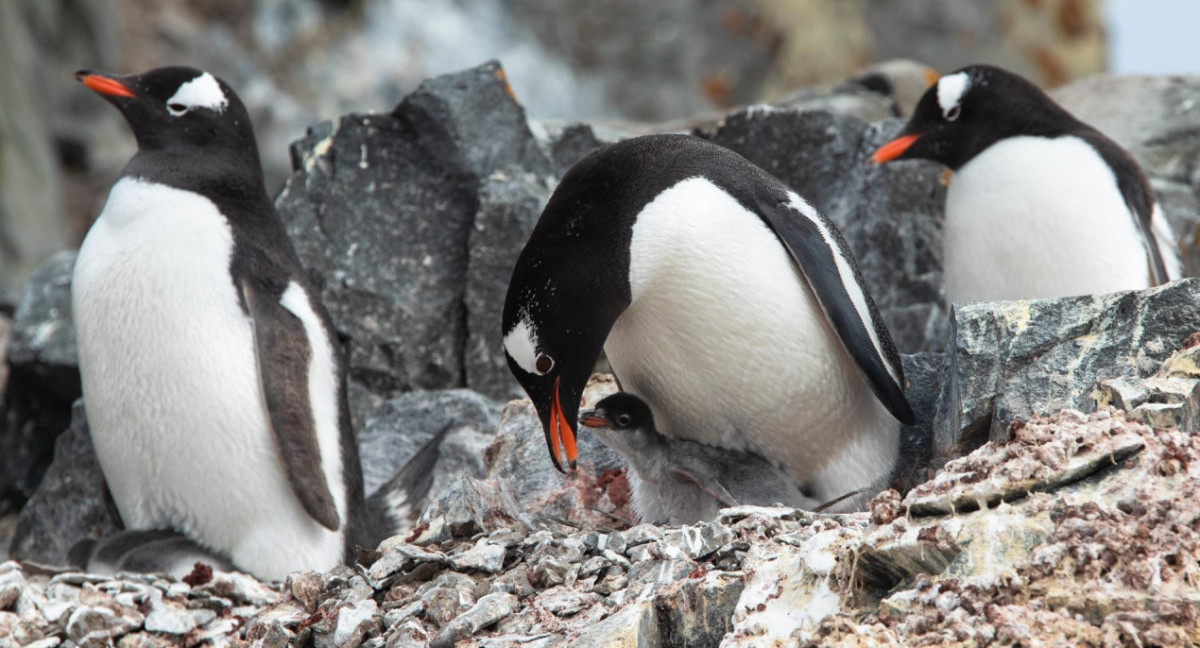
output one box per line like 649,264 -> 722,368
367,424 -> 452,538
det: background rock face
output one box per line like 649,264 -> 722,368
277,61 -> 551,418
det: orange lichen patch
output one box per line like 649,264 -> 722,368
1056,0 -> 1091,39
1029,45 -> 1069,87
701,71 -> 734,108
495,67 -> 517,102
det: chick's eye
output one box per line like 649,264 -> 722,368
167,103 -> 188,116
615,414 -> 632,428
944,105 -> 961,121
535,353 -> 553,375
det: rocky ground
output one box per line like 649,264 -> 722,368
3,59 -> 1200,646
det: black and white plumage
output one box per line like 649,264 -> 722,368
873,64 -> 1182,302
581,392 -> 813,523
73,67 -> 376,581
502,134 -> 914,512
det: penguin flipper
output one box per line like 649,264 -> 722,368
670,469 -> 740,508
239,277 -> 342,531
751,190 -> 915,425
368,424 -> 451,535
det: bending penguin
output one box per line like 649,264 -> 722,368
873,64 -> 1182,302
73,66 -> 377,581
502,134 -> 914,513
581,392 -> 821,524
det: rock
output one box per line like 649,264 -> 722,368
428,591 -> 517,648
535,122 -> 611,179
277,61 -> 550,422
894,353 -> 944,492
9,401 -> 116,567
940,279 -> 1200,453
357,389 -> 500,501
2,251 -> 80,513
565,600 -> 659,648
464,170 -> 553,400
330,599 -> 379,648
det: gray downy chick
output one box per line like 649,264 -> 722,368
580,392 -> 824,524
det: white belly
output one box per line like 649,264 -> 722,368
944,135 -> 1153,302
72,177 -> 343,580
604,178 -> 899,504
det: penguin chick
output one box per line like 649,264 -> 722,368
73,66 -> 377,581
873,64 -> 1182,302
582,392 -> 831,524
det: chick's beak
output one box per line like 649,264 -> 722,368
871,134 -> 920,164
75,70 -> 136,98
547,377 -> 578,473
578,409 -> 610,428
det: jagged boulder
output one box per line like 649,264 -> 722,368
276,60 -> 552,420
937,279 -> 1200,455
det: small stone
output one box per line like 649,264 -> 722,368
428,592 -> 518,648
66,605 -> 143,648
449,538 -> 507,573
144,601 -> 216,634
332,599 -> 380,648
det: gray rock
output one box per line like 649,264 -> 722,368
464,170 -> 553,400
2,251 -> 80,511
538,123 -> 609,179
9,401 -> 116,566
358,389 -> 500,500
940,279 -> 1200,451
428,591 -> 517,648
277,61 -> 550,423
894,353 -> 944,492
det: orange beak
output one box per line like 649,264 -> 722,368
578,410 -> 609,428
548,377 -> 578,472
76,72 -> 136,98
871,134 -> 919,164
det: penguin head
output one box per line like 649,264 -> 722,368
502,142 -> 642,474
76,66 -> 257,157
871,64 -> 1074,170
580,392 -> 654,433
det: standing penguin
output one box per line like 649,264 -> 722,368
502,134 -> 914,512
872,64 -> 1182,302
73,67 -> 376,581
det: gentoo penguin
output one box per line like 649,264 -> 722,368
73,67 -> 376,581
502,134 -> 914,513
580,393 -> 814,523
872,64 -> 1182,302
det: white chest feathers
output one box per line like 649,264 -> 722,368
71,177 -> 345,581
944,135 -> 1176,302
604,177 -> 899,504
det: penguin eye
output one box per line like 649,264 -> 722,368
944,105 -> 961,122
167,103 -> 189,117
615,414 -> 632,428
535,353 -> 554,375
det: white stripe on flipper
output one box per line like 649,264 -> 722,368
279,281 -> 346,521
785,192 -> 901,386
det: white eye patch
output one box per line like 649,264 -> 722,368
166,72 -> 228,116
503,316 -> 542,375
936,71 -> 970,120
